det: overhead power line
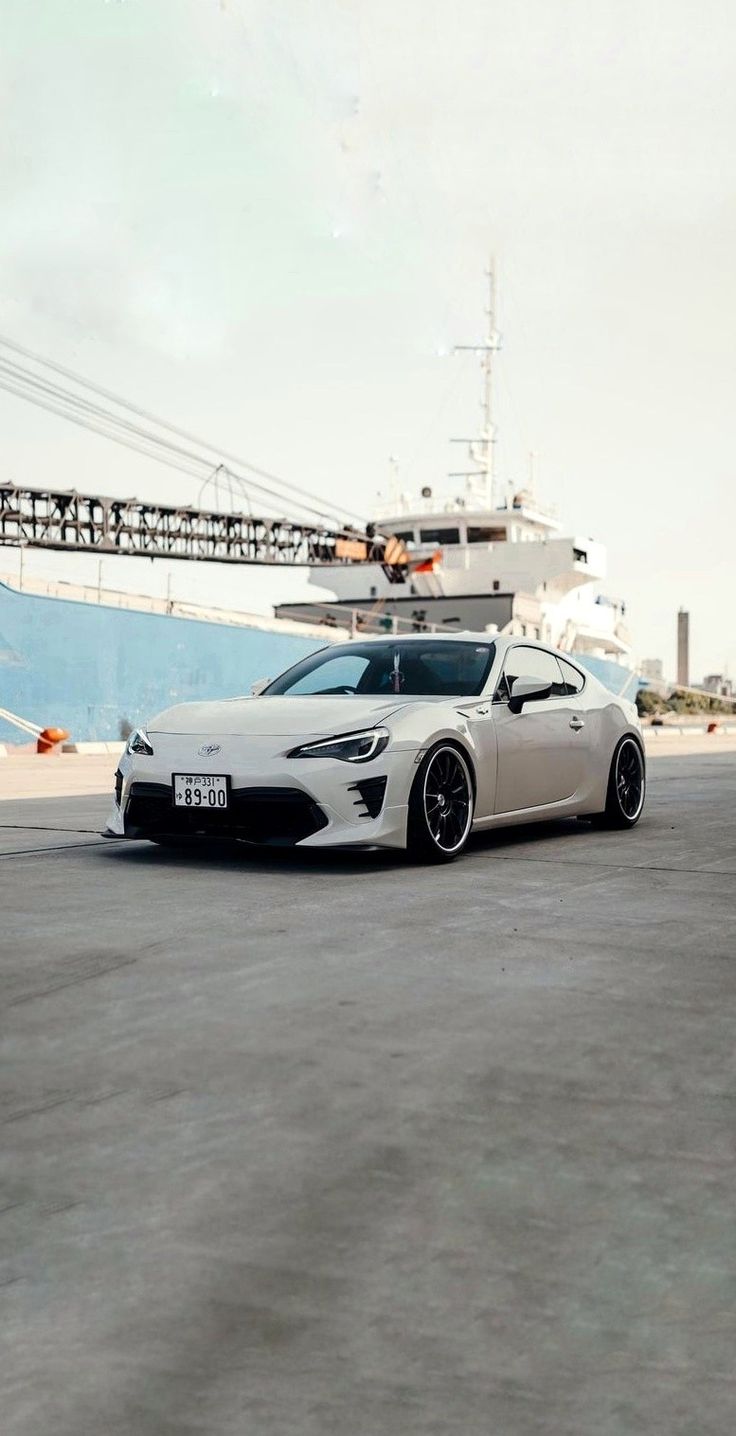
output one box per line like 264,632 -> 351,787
0,356 -> 208,474
0,355 -> 344,526
0,332 -> 365,528
0,370 -> 208,484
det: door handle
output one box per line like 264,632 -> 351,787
569,716 -> 585,731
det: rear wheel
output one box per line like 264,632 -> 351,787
407,744 -> 475,862
593,737 -> 646,829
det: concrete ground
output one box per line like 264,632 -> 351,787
0,751 -> 122,801
1,750 -> 735,1435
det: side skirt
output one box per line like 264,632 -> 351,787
472,795 -> 582,831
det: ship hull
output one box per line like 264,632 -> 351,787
0,581 -> 332,745
0,571 -> 639,749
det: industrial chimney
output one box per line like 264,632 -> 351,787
677,609 -> 690,688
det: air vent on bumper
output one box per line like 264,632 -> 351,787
348,775 -> 388,819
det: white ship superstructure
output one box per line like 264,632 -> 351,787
280,263 -> 634,688
300,485 -> 631,667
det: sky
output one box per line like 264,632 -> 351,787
1,0 -> 734,680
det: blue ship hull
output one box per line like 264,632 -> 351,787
0,579 -> 639,746
0,581 -> 328,745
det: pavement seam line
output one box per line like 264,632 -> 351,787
475,852 -> 735,875
0,824 -> 106,833
0,839 -> 120,859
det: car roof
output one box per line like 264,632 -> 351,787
328,632 -> 589,670
331,631 -> 553,653
338,631 -> 500,645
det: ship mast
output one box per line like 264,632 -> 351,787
453,258 -> 501,509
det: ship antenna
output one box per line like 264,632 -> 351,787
453,256 -> 501,509
481,259 -> 498,508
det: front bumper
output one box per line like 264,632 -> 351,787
106,746 -> 415,849
123,782 -> 330,845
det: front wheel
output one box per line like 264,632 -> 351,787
593,737 -> 646,829
407,744 -> 475,862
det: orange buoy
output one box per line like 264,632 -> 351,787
37,726 -> 70,754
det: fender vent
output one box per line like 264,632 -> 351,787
348,775 -> 388,819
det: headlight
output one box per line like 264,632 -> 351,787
288,727 -> 389,763
126,728 -> 154,756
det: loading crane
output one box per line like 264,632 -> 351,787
0,483 -> 408,574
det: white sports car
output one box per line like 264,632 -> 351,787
106,633 -> 645,862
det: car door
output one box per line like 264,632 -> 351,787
493,644 -> 590,814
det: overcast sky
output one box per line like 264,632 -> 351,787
1,0 -> 734,679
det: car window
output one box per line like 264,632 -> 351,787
265,640 -> 496,697
495,645 -> 564,701
557,657 -> 586,696
282,653 -> 372,694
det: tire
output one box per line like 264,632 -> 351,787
593,736 -> 646,829
406,743 -> 475,862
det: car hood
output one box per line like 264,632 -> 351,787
148,695 -> 409,738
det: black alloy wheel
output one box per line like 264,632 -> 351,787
407,744 -> 475,862
594,736 -> 645,828
616,738 -> 645,820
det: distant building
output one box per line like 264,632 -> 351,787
677,609 -> 689,687
703,673 -> 733,698
641,658 -> 664,683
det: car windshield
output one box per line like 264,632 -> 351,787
265,640 -> 496,698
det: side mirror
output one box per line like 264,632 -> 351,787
508,677 -> 553,714
250,677 -> 271,696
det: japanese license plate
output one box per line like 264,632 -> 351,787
172,774 -> 229,809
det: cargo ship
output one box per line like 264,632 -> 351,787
0,265 -> 639,744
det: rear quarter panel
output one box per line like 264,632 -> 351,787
578,679 -> 644,814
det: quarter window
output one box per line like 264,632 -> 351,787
557,657 -> 585,696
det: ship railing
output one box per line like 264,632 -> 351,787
1,570 -> 444,638
374,491 -> 560,522
0,570 -> 335,636
284,602 -> 445,636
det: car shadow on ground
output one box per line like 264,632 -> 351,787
100,816 -> 590,879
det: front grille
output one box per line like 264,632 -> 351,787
348,775 -> 388,819
124,782 -> 328,846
